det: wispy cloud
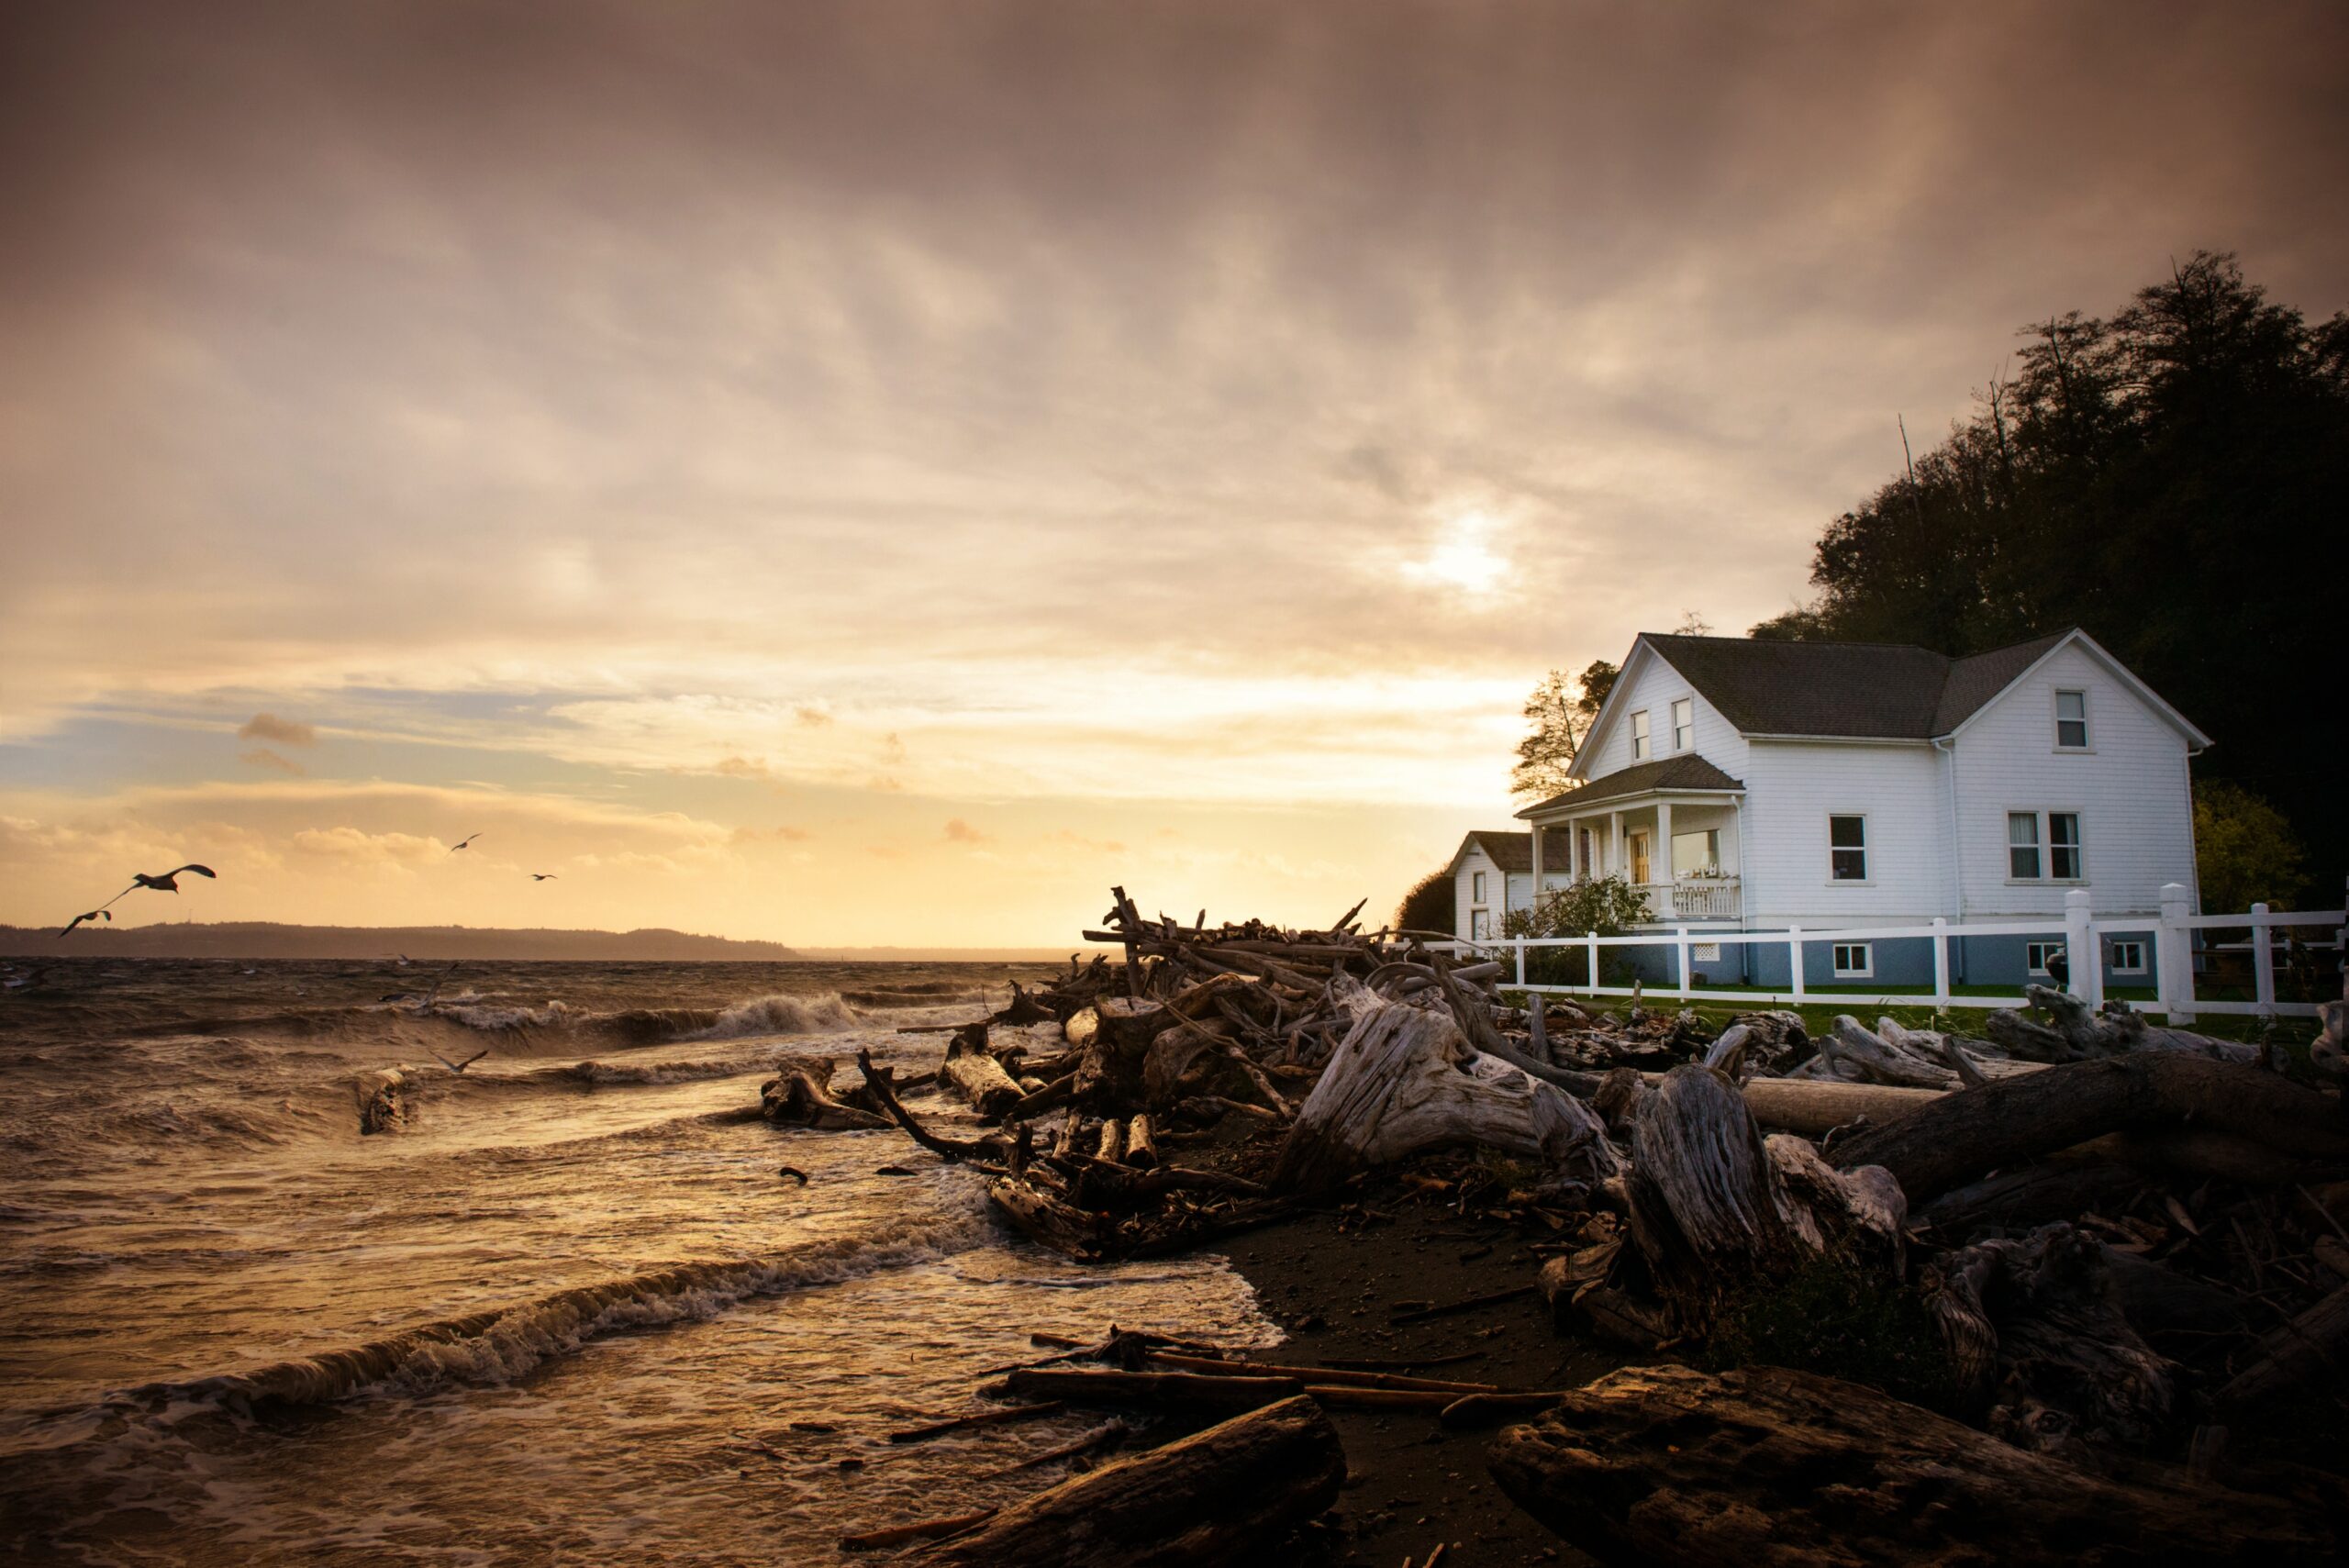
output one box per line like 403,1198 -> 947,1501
238,713 -> 317,747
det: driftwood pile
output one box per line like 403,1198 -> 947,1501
766,888 -> 2348,1564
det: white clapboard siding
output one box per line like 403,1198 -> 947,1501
1736,739 -> 1950,924
1947,640 -> 2198,917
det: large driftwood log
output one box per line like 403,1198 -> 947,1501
1985,985 -> 2258,1063
1269,991 -> 1621,1195
910,1395 -> 1346,1567
1829,1053 -> 2349,1203
941,1027 -> 1026,1121
761,1057 -> 891,1131
1486,1362 -> 2334,1567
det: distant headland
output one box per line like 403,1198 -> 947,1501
0,922 -> 806,962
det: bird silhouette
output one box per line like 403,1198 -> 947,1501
122,864 -> 217,896
60,863 -> 217,935
450,834 -> 483,852
429,1047 -> 491,1073
530,873 -> 558,881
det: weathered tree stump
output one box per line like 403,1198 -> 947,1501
911,1396 -> 1346,1567
1486,1362 -> 2335,1567
1622,1065 -> 1904,1337
1269,991 -> 1620,1195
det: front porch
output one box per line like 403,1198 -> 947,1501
1519,767 -> 1745,926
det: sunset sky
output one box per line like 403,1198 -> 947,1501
5,1 -> 2345,946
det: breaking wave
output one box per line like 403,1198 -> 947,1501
687,993 -> 861,1040
111,1209 -> 990,1416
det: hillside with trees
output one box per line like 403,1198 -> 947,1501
1752,252 -> 2343,887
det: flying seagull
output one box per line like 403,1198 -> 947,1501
430,1047 -> 491,1073
125,864 -> 217,895
530,873 -> 558,881
61,863 -> 219,935
450,833 -> 483,852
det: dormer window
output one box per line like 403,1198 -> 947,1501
1630,710 -> 1651,760
2054,689 -> 2088,750
1670,697 -> 1692,752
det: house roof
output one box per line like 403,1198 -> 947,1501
1634,628 -> 2075,740
1458,830 -> 1531,873
1515,754 -> 1744,818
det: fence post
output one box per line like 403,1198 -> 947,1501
2252,901 -> 2275,1019
1932,917 -> 1951,1013
1674,925 -> 1690,1000
2158,882 -> 2194,1024
1514,937 -> 1526,990
1586,929 -> 1600,995
1787,923 -> 1805,1002
2065,890 -> 2098,1004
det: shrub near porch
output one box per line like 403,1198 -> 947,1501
1501,875 -> 1653,986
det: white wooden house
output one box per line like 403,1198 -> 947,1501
1453,628 -> 2210,989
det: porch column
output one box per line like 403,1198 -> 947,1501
1609,812 -> 1623,878
1654,799 -> 1674,884
1529,819 -> 1543,891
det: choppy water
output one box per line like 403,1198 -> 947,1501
0,959 -> 1275,1564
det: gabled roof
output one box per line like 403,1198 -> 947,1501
1574,627 -> 2208,762
1633,629 -> 2074,740
1516,755 -> 1743,818
1455,830 -> 1531,873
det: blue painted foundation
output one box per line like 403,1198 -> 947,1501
1586,924 -> 2165,995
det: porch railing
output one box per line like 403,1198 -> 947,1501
1637,877 -> 1740,921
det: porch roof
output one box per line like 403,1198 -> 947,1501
1514,754 -> 1743,819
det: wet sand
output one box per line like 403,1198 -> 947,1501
1222,1194 -> 1625,1566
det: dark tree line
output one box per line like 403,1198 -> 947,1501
1754,252 -> 2347,884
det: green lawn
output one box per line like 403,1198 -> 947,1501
1495,989 -> 2314,1048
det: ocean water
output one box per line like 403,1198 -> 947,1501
0,960 -> 1275,1564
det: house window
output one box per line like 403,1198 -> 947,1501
1670,697 -> 1692,752
2026,940 -> 2064,975
2008,812 -> 2042,879
1470,908 -> 1492,941
2054,689 -> 2089,750
1630,710 -> 1651,761
2009,811 -> 2082,880
1828,815 -> 1867,881
1831,942 -> 1873,978
2049,813 -> 2083,880
1472,871 -> 1487,904
2110,940 -> 2146,974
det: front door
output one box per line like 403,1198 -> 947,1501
1627,829 -> 1652,884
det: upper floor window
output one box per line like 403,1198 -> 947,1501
2009,810 -> 2084,881
1828,814 -> 1867,881
1670,697 -> 1693,752
2054,689 -> 2089,750
1471,871 -> 1487,904
1630,710 -> 1651,760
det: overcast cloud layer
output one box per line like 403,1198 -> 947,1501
4,1 -> 2344,942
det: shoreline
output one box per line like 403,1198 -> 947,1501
1218,1193 -> 1621,1565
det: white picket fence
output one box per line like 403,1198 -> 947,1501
1435,882 -> 2345,1024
